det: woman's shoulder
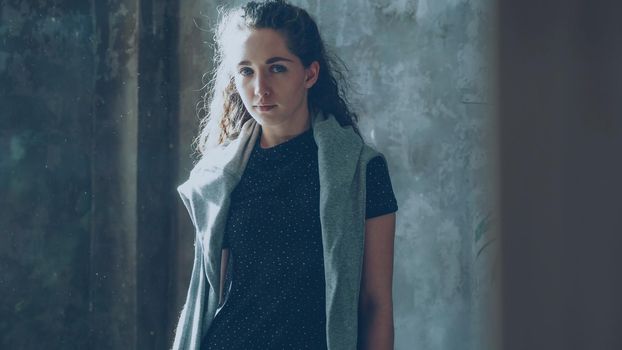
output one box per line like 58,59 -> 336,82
189,151 -> 222,174
360,140 -> 386,164
189,117 -> 260,175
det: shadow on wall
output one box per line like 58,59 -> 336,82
1,1 -> 180,349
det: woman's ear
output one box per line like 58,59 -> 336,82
304,61 -> 320,89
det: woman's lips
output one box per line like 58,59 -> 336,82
255,105 -> 276,112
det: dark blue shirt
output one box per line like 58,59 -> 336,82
201,127 -> 397,349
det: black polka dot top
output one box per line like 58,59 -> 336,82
200,126 -> 398,350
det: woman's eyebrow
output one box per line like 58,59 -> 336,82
237,56 -> 294,66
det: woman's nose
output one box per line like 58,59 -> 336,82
254,72 -> 271,97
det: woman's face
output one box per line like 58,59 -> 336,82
227,28 -> 319,130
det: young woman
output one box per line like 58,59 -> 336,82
173,1 -> 398,349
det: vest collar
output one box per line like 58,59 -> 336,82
187,110 -> 363,181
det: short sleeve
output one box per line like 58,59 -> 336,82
365,155 -> 399,219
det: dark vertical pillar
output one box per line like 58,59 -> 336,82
91,0 -> 180,348
172,1 -> 216,335
136,0 -> 179,349
497,1 -> 622,350
90,0 -> 139,348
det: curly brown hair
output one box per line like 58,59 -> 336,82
193,0 -> 361,160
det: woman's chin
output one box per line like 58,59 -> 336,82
250,113 -> 284,126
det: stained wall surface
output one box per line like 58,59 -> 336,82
0,2 -> 94,349
176,1 -> 497,349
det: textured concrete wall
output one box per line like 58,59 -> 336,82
0,2 -> 94,349
176,1 -> 497,349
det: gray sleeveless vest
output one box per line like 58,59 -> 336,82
172,111 -> 384,350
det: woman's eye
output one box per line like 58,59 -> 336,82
271,65 -> 287,73
239,67 -> 253,76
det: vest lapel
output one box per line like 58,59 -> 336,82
314,111 -> 366,348
176,119 -> 261,342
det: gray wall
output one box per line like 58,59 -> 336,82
0,0 -> 495,348
175,1 -> 497,349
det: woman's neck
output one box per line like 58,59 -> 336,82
259,115 -> 312,149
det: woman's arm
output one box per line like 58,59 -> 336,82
358,212 -> 396,350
